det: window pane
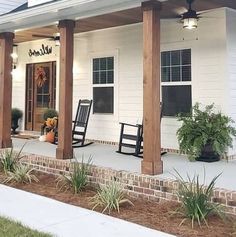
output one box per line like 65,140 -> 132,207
107,57 -> 114,70
171,50 -> 180,66
107,70 -> 114,83
93,87 -> 114,114
182,66 -> 191,81
182,49 -> 191,65
162,85 -> 192,116
93,58 -> 99,71
93,72 -> 99,84
100,58 -> 106,70
100,71 -> 107,84
161,51 -> 170,66
161,67 -> 170,82
171,67 -> 181,81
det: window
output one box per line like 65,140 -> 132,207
92,57 -> 114,114
161,49 -> 192,116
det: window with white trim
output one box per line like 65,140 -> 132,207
92,57 -> 114,114
161,49 -> 192,116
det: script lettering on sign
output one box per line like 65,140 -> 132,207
28,44 -> 52,57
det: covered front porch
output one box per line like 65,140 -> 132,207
12,137 -> 236,192
1,0 -> 236,177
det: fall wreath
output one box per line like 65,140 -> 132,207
35,66 -> 47,88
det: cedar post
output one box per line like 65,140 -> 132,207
56,20 -> 75,159
0,32 -> 14,148
141,1 -> 163,175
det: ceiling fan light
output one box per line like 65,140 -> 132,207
183,17 -> 198,29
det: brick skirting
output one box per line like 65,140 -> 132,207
13,153 -> 236,215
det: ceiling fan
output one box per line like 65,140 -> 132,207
32,33 -> 60,45
171,0 -> 200,29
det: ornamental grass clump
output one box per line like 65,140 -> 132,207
0,146 -> 25,173
174,169 -> 223,228
90,181 -> 134,214
4,164 -> 38,184
56,156 -> 92,194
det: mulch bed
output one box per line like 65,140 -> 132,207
0,172 -> 235,237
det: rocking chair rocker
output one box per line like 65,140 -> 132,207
72,99 -> 93,148
117,103 -> 166,157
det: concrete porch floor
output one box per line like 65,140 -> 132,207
12,138 -> 236,192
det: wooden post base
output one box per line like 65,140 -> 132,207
0,139 -> 12,149
141,160 -> 163,175
56,147 -> 73,160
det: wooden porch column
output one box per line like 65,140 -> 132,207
56,20 -> 75,159
141,1 -> 163,175
0,32 -> 14,148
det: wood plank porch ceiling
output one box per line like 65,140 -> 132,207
14,0 -> 236,43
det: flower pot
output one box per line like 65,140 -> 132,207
46,131 -> 55,143
11,119 -> 19,134
196,143 -> 220,162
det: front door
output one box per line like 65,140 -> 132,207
25,61 -> 56,131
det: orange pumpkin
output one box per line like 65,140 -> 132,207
46,131 -> 55,143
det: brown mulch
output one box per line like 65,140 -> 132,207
0,172 -> 235,237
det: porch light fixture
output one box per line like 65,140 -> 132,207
182,10 -> 198,29
182,0 -> 199,30
54,33 -> 60,46
11,44 -> 18,70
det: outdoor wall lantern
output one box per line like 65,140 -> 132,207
54,33 -> 60,46
11,44 -> 18,71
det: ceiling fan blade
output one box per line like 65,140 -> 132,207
32,34 -> 54,39
173,7 -> 188,16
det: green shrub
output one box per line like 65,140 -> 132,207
11,108 -> 23,121
90,181 -> 133,214
56,157 -> 92,194
43,109 -> 58,121
177,103 -> 236,161
0,146 -> 25,173
174,169 -> 223,228
4,164 -> 38,184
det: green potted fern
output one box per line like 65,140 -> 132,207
177,103 -> 236,162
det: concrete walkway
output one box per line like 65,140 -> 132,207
0,185 -> 175,237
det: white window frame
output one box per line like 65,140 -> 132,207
89,50 -> 119,121
161,48 -> 192,117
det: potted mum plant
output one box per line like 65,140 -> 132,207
11,108 -> 23,134
177,103 -> 236,162
41,108 -> 58,143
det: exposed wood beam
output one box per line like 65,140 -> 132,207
0,32 -> 14,148
56,20 -> 75,160
141,1 -> 163,175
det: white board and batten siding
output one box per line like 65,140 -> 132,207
12,7 -> 235,154
226,8 -> 236,156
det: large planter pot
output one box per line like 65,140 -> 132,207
196,143 -> 220,162
11,119 -> 19,134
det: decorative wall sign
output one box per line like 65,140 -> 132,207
28,44 -> 52,57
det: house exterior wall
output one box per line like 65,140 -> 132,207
226,8 -> 236,157
12,8 -> 230,153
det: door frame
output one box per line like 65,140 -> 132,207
25,61 -> 57,131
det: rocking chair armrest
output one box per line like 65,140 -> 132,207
119,122 -> 142,128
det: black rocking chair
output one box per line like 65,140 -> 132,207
117,103 -> 166,157
72,99 -> 93,148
